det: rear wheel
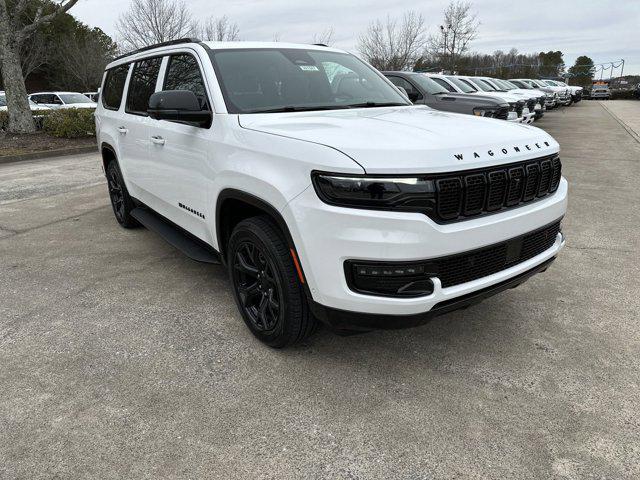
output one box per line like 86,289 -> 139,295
106,160 -> 138,228
228,216 -> 315,347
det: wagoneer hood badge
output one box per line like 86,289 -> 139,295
239,105 -> 559,174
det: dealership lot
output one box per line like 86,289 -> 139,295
1,101 -> 639,478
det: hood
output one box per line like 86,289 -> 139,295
508,89 -> 541,99
469,91 -> 523,103
503,90 -> 537,100
435,92 -> 507,107
239,105 -> 559,174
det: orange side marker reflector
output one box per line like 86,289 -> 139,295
290,248 -> 305,284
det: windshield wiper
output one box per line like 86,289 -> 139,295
247,105 -> 350,113
344,101 -> 408,108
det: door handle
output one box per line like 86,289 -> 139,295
151,135 -> 165,145
117,126 -> 128,134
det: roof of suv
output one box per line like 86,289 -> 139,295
107,40 -> 347,69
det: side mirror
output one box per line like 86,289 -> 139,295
148,90 -> 212,127
396,86 -> 409,99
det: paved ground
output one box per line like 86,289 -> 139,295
1,101 -> 639,479
599,100 -> 640,140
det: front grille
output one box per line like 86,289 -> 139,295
515,102 -> 524,116
434,155 -> 561,222
433,221 -> 561,288
493,106 -> 509,120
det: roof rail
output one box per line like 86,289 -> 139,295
112,38 -> 201,62
312,43 -> 328,47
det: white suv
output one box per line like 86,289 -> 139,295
95,40 -> 567,347
29,92 -> 96,109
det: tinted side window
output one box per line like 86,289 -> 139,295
102,64 -> 130,110
163,54 -> 209,110
433,78 -> 455,92
388,76 -> 417,93
126,57 -> 162,115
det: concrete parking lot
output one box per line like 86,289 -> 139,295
1,101 -> 639,479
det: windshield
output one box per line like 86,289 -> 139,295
481,79 -> 504,91
495,79 -> 516,90
208,48 -> 409,113
411,74 -> 450,95
446,76 -> 476,93
543,80 -> 557,86
59,93 -> 93,104
466,78 -> 492,92
510,80 -> 532,89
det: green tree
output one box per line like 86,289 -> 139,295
538,50 -> 564,77
568,56 -> 595,87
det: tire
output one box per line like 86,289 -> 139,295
227,215 -> 316,348
106,160 -> 138,228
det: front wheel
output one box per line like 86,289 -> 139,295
228,216 -> 316,347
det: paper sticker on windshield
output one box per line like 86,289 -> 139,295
299,65 -> 319,71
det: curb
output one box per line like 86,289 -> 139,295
0,146 -> 98,165
599,102 -> 640,144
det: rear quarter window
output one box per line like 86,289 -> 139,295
102,64 -> 130,110
126,57 -> 163,116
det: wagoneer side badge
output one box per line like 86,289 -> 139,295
454,141 -> 551,160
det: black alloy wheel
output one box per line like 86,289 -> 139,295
233,241 -> 282,332
227,216 -> 316,347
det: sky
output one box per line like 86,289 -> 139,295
72,0 -> 640,76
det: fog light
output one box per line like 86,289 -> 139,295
346,261 -> 435,297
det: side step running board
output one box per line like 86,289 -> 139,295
130,207 -> 221,264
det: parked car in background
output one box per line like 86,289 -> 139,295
476,77 -> 545,121
456,76 -> 533,123
552,81 -> 582,102
383,71 -> 511,120
509,79 -> 558,109
29,92 -> 97,109
96,39 -> 567,347
0,91 -> 51,112
83,91 -> 100,102
511,79 -> 570,106
590,82 -> 611,100
540,80 -> 574,105
425,74 -> 522,122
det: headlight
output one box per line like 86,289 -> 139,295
473,107 -> 496,117
312,173 -> 436,212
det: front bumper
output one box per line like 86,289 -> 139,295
284,177 -> 568,317
521,111 -> 536,124
310,256 -> 557,331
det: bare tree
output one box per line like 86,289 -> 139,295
312,27 -> 334,46
199,15 -> 240,41
116,0 -> 195,52
427,1 -> 479,72
56,33 -> 114,90
0,0 -> 80,133
357,11 -> 427,71
272,32 -> 282,42
20,30 -> 48,80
